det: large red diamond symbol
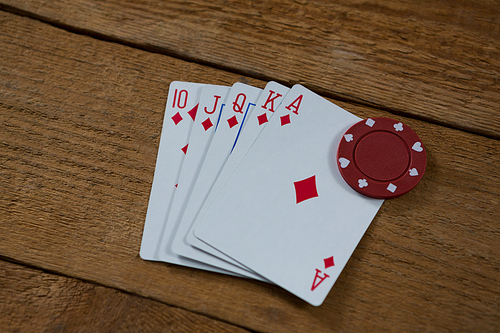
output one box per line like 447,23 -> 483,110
280,114 -> 291,126
227,115 -> 239,128
187,104 -> 198,121
202,117 -> 213,131
324,256 -> 335,269
257,113 -> 268,125
294,175 -> 318,204
181,144 -> 188,155
171,112 -> 183,125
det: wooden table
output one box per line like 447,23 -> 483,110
1,1 -> 498,332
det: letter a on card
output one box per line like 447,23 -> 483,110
311,269 -> 330,291
285,94 -> 303,114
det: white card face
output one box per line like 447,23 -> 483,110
140,81 -> 204,261
156,84 -> 264,279
166,82 -> 264,274
141,82 -> 241,276
194,85 -> 384,306
184,82 -> 290,265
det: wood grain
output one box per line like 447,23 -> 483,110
1,11 -> 499,333
0,0 -> 499,138
0,259 -> 249,333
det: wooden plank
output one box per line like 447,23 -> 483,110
0,259 -> 249,333
0,0 -> 499,139
1,11 -> 499,333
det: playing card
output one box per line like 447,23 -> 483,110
141,81 -> 245,276
140,81 -> 204,261
178,81 -> 290,266
194,85 -> 384,306
156,84 -> 264,279
159,82 -> 265,276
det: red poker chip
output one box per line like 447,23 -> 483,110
337,117 -> 426,199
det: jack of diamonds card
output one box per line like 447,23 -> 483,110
156,84 -> 264,279
194,85 -> 384,306
159,82 -> 264,276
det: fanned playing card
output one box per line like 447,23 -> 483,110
141,81 -> 244,276
140,81 -> 204,261
160,82 -> 265,277
179,81 -> 290,266
194,85 -> 384,305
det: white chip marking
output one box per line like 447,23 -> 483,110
387,183 -> 397,193
358,179 -> 368,188
393,122 -> 403,131
412,142 -> 423,152
339,158 -> 350,168
365,118 -> 375,127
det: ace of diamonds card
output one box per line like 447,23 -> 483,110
194,85 -> 384,306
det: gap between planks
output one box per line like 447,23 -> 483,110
0,4 -> 497,141
0,257 -> 252,333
